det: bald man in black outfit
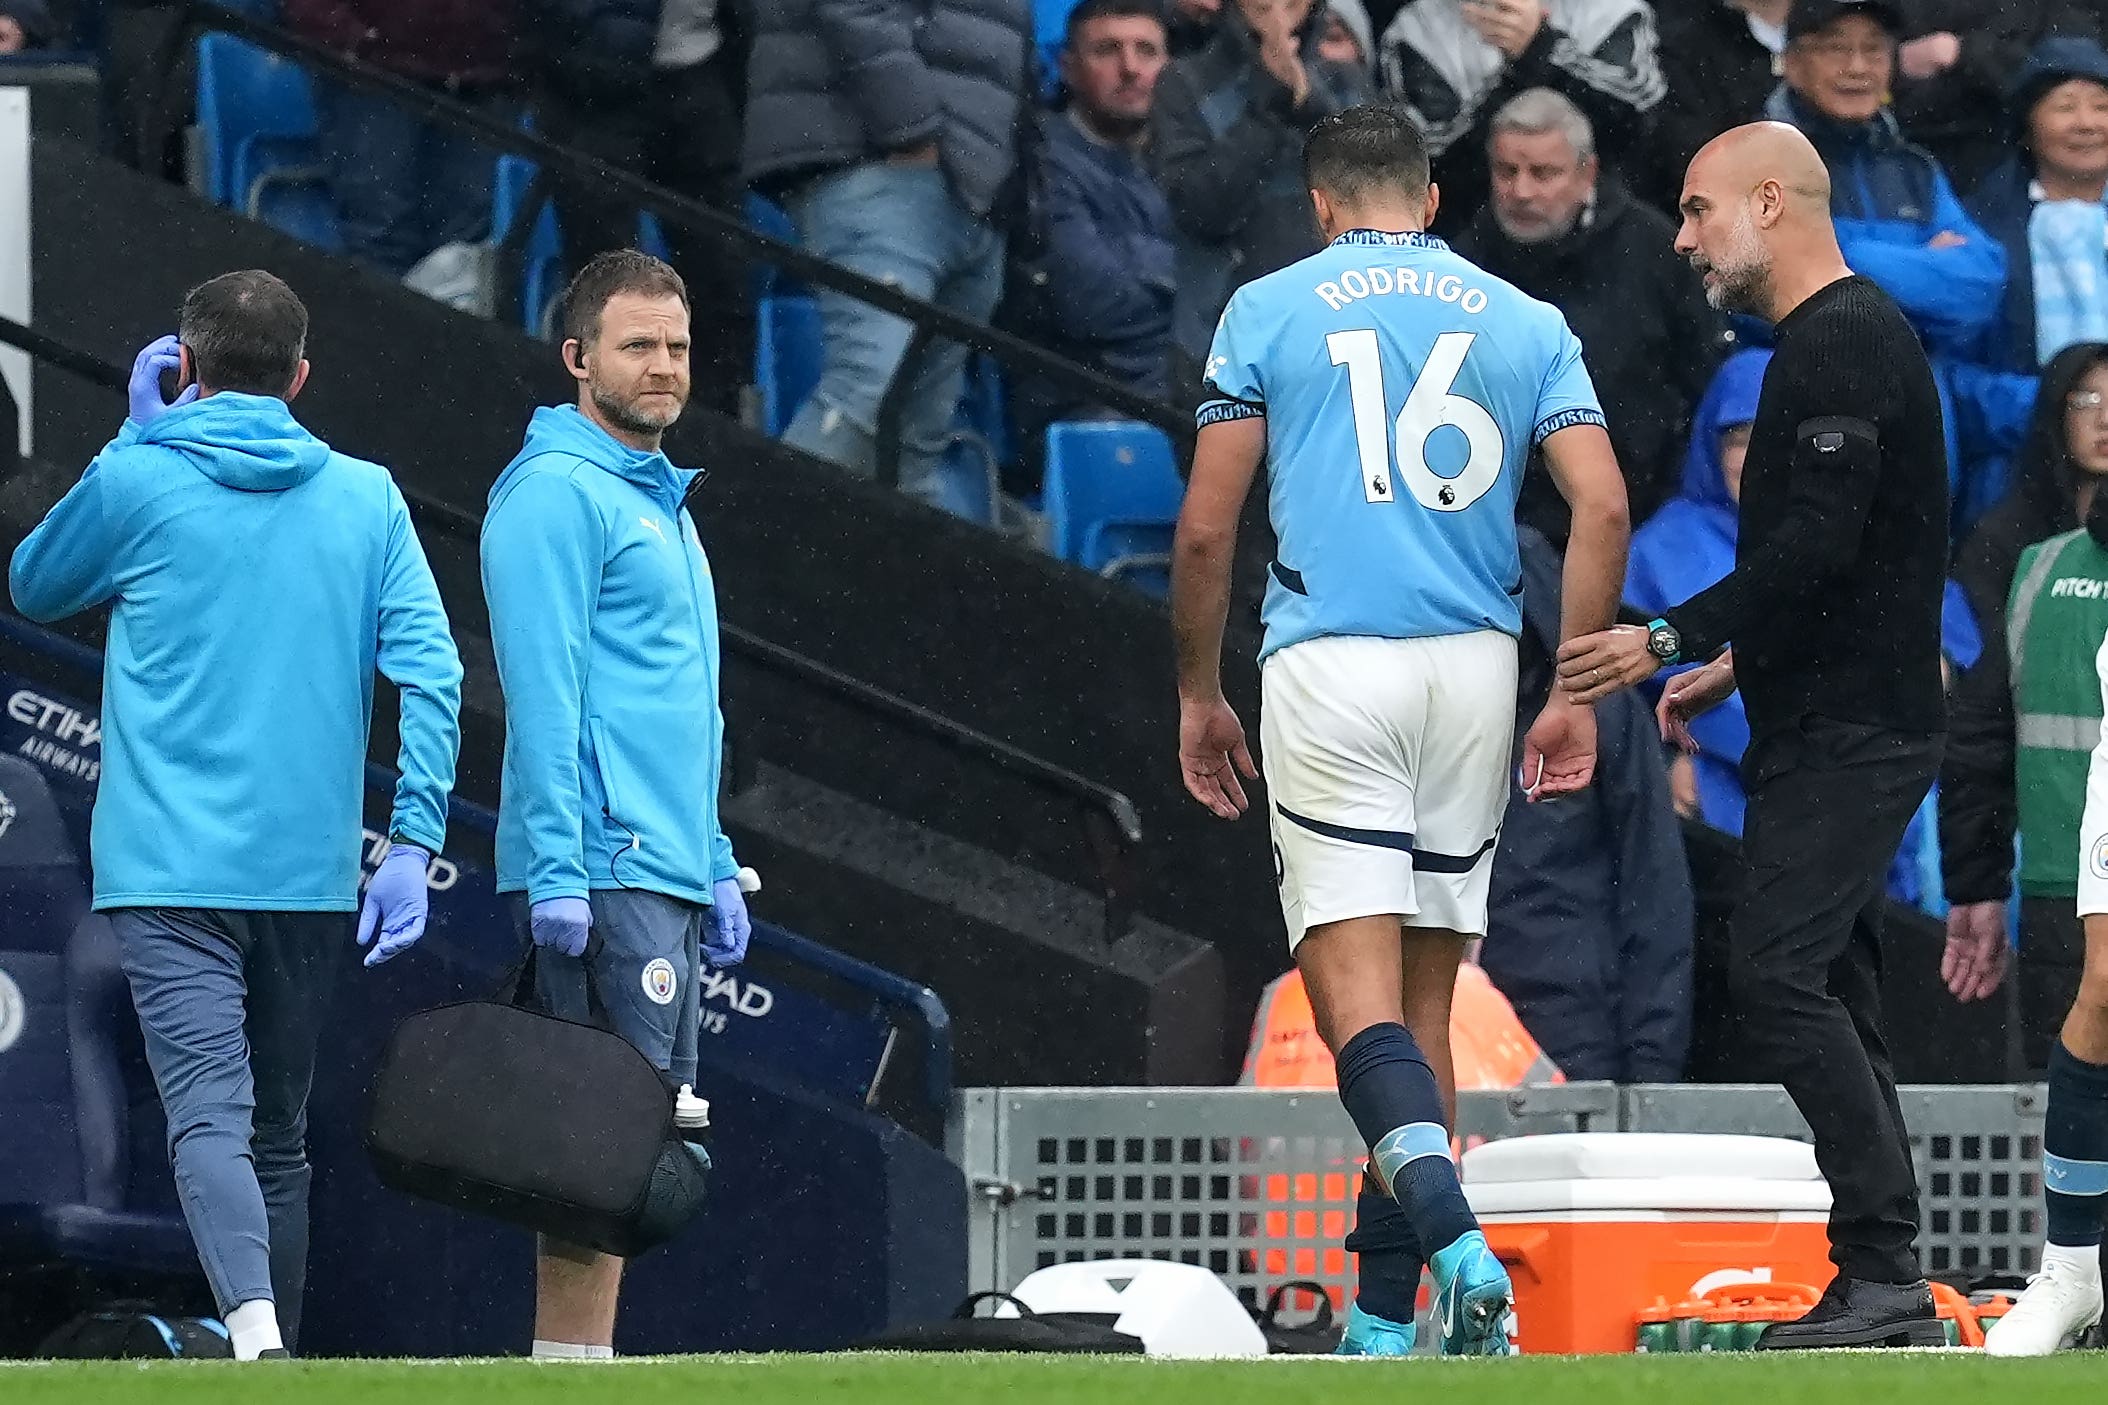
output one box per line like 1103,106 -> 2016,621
1558,122 -> 1950,1351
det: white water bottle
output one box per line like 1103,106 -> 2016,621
674,1085 -> 712,1172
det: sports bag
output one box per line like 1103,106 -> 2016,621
39,1307 -> 233,1359
364,948 -> 709,1258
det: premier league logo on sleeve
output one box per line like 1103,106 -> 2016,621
2091,834 -> 2108,881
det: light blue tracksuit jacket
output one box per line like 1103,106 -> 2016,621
8,393 -> 463,911
481,405 -> 737,905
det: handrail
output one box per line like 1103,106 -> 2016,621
0,315 -> 126,392
0,315 -> 1147,937
157,0 -> 1192,447
0,606 -> 955,1127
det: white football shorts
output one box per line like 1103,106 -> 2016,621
2078,635 -> 2108,918
1259,630 -> 1518,950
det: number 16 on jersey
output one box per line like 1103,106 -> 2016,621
1327,329 -> 1506,513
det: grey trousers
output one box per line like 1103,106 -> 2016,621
513,889 -> 705,1087
112,907 -> 347,1345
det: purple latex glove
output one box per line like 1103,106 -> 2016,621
531,896 -> 592,958
357,843 -> 431,968
706,877 -> 750,967
127,335 -> 198,425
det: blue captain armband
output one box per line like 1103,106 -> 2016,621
1197,398 -> 1265,429
1532,407 -> 1607,444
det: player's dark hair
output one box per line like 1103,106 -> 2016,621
1303,103 -> 1433,208
1064,0 -> 1165,48
177,269 -> 307,397
559,250 -> 689,349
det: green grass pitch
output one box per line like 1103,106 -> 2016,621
2,1351 -> 2104,1404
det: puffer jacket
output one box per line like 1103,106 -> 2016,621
742,0 -> 1031,217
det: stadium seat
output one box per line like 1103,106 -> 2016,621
0,760 -> 193,1277
0,757 -> 90,1216
1041,421 -> 1184,594
958,354 -> 1012,471
492,155 -> 564,336
1032,0 -> 1078,97
193,33 -> 339,251
745,193 -> 802,302
756,294 -> 822,438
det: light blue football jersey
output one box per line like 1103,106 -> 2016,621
1198,229 -> 1605,659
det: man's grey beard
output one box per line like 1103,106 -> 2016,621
593,383 -> 683,436
1697,207 -> 1772,315
1702,258 -> 1772,315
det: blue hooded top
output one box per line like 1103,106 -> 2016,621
481,405 -> 738,905
8,394 -> 463,910
1625,349 -> 1766,834
1626,351 -> 1984,843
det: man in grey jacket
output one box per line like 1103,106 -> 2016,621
1153,0 -> 1372,358
743,0 -> 1030,505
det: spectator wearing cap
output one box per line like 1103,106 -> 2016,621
0,0 -> 54,53
521,0 -> 751,414
1454,87 -> 1728,534
285,0 -> 514,280
1004,0 -> 1176,481
1891,3 -> 2102,196
1649,0 -> 1789,212
1152,0 -> 1371,358
1764,0 -> 2005,359
1377,0 -> 1666,235
744,0 -> 1032,505
1971,35 -> 2108,372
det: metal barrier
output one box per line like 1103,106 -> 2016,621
950,1083 -> 2048,1307
950,1085 -> 1619,1307
1624,1083 -> 2047,1280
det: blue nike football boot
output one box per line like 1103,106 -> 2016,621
1429,1230 -> 1515,1356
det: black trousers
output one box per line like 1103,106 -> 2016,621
2018,896 -> 2087,1076
540,53 -> 750,415
1732,716 -> 1941,1284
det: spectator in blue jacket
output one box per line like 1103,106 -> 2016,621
1480,525 -> 1693,1085
1969,36 -> 2108,373
1006,0 -> 1176,482
1765,0 -> 2006,359
1626,348 -> 1995,908
743,0 -> 1031,506
8,271 -> 463,1359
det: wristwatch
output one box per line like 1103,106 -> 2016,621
1645,617 -> 1681,665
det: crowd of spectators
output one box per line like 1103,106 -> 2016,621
39,0 -> 2108,1075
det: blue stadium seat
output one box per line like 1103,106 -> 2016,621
0,757 -> 89,1216
194,33 -> 339,251
492,155 -> 565,336
0,760 -> 193,1277
958,354 -> 1012,470
1033,0 -> 1078,97
756,294 -> 822,438
1042,421 -> 1183,593
745,193 -> 801,300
